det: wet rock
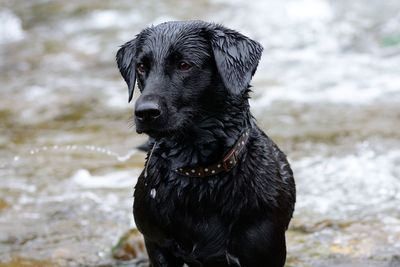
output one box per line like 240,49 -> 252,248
0,199 -> 9,211
112,228 -> 147,261
290,218 -> 354,234
51,247 -> 74,260
0,257 -> 59,267
388,255 -> 400,267
330,244 -> 353,255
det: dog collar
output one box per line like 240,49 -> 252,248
175,129 -> 251,178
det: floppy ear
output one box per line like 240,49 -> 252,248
116,39 -> 137,102
209,26 -> 263,94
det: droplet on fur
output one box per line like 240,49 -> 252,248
150,188 -> 156,199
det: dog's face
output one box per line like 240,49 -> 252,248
116,21 -> 263,138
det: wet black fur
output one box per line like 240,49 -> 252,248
116,21 -> 296,267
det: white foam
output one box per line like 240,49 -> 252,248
0,179 -> 36,193
0,9 -> 24,44
88,10 -> 137,29
71,169 -> 141,189
104,84 -> 130,109
151,15 -> 178,26
68,35 -> 101,55
207,0 -> 400,106
18,191 -> 103,205
62,10 -> 141,34
286,0 -> 333,22
250,51 -> 400,109
293,146 -> 400,217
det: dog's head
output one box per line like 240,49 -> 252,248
116,21 -> 262,138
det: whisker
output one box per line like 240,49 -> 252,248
128,115 -> 136,129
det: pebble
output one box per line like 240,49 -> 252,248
112,228 -> 147,260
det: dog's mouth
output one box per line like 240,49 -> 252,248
136,125 -> 176,139
134,114 -> 169,138
137,129 -> 163,138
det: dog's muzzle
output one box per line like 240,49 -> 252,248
135,95 -> 163,132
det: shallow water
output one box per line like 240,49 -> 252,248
1,0 -> 399,266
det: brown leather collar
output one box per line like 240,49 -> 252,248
175,128 -> 251,178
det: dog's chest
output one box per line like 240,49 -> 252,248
133,171 -> 232,257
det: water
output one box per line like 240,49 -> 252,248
1,0 -> 400,266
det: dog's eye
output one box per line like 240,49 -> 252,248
137,63 -> 146,74
178,61 -> 192,71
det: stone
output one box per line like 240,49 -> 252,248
112,229 -> 147,261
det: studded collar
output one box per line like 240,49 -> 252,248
175,128 -> 251,178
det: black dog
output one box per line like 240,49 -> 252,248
116,21 -> 295,267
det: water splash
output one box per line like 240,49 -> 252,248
294,145 -> 400,218
0,144 -> 141,169
0,9 -> 25,44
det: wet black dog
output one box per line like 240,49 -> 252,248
116,21 -> 295,267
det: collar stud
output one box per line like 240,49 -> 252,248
176,128 -> 251,178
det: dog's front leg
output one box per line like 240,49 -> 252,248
145,239 -> 184,267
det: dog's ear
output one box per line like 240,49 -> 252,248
209,26 -> 263,95
116,39 -> 137,102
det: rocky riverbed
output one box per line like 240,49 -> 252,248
1,0 -> 399,266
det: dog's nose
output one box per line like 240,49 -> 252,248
135,100 -> 161,122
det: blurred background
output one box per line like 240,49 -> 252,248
1,0 -> 399,266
